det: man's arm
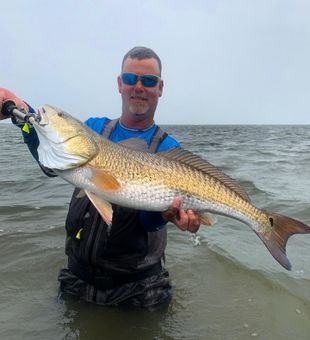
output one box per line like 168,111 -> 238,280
0,88 -> 29,118
140,198 -> 200,234
0,87 -> 56,177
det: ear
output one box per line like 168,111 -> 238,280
158,79 -> 164,97
117,75 -> 122,94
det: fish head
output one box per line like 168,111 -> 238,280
33,104 -> 99,170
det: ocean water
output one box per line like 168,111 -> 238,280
0,123 -> 310,340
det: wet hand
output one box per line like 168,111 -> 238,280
0,88 -> 28,120
161,197 -> 200,233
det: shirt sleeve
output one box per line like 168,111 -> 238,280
156,135 -> 181,152
139,211 -> 168,231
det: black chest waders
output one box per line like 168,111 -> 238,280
59,119 -> 173,306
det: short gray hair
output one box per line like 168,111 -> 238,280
121,46 -> 162,75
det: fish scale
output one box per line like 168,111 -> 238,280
91,140 -> 263,224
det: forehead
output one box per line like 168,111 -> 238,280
122,57 -> 160,75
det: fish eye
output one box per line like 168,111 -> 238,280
57,112 -> 64,117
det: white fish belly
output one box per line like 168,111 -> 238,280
101,182 -> 212,212
57,168 -> 261,230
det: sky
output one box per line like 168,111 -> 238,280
0,0 -> 309,124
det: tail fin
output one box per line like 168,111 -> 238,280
257,212 -> 310,270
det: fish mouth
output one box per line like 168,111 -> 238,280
33,106 -> 49,126
35,105 -> 65,127
32,106 -> 77,145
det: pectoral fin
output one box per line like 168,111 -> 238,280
90,167 -> 121,192
85,190 -> 113,225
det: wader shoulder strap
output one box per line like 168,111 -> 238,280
102,118 -> 119,138
149,126 -> 168,153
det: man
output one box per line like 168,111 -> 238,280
0,46 -> 200,307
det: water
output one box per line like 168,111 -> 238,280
0,124 -> 310,339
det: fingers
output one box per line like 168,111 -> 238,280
169,197 -> 183,212
161,197 -> 201,233
178,209 -> 200,233
187,209 -> 200,233
161,197 -> 182,221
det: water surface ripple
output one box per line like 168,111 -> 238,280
1,124 -> 310,339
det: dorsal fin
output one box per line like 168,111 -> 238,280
158,147 -> 251,202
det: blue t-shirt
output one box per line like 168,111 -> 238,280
84,117 -> 180,152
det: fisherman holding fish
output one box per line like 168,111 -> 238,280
2,45 -> 310,309
0,47 -> 201,307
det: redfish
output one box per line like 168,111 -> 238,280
30,105 -> 310,270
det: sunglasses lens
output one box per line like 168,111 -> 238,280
141,75 -> 159,87
121,73 -> 159,87
121,73 -> 138,85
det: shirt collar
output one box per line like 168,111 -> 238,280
118,119 -> 155,132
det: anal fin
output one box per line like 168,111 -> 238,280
85,190 -> 113,226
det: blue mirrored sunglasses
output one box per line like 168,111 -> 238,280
121,73 -> 160,87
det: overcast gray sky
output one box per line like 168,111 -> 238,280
1,0 -> 309,124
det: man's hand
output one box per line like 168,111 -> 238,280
0,88 -> 28,120
161,197 -> 200,233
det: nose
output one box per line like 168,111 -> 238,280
133,79 -> 144,92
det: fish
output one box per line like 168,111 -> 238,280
30,104 -> 310,271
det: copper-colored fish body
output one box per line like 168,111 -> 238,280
32,104 -> 310,270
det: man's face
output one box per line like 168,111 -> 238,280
118,57 -> 163,119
